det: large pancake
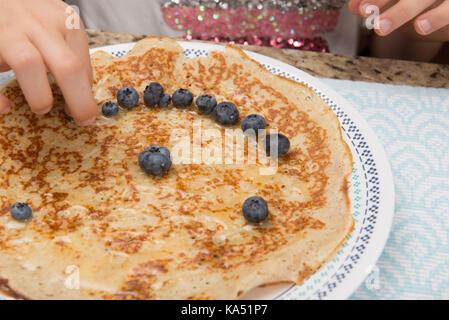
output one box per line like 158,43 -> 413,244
0,37 -> 353,299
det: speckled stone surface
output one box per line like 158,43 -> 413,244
87,30 -> 449,89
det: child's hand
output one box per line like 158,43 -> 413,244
0,0 -> 96,126
349,0 -> 449,41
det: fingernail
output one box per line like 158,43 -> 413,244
360,3 -> 370,16
418,19 -> 431,34
76,116 -> 96,127
35,107 -> 52,115
378,19 -> 392,35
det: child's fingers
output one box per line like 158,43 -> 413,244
0,45 -> 12,114
28,26 -> 97,126
415,0 -> 449,36
0,36 -> 54,115
64,21 -> 93,86
0,57 -> 9,72
349,0 -> 364,15
0,93 -> 11,114
0,58 -> 12,114
373,0 -> 437,35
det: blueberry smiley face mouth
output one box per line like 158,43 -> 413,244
241,114 -> 266,135
213,102 -> 240,125
144,82 -> 165,107
196,94 -> 217,115
264,133 -> 291,156
102,101 -> 119,117
159,94 -> 172,107
172,89 -> 194,108
117,86 -> 139,109
112,86 -> 290,180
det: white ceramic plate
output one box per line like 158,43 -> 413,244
0,41 -> 394,300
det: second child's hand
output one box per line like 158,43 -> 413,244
0,0 -> 96,126
349,0 -> 449,42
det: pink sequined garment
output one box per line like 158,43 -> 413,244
160,0 -> 347,52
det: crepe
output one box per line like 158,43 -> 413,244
0,37 -> 353,299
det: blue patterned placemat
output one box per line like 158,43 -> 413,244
320,79 -> 449,300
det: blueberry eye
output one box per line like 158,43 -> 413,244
10,202 -> 32,221
242,196 -> 268,223
138,146 -> 172,176
139,145 -> 171,161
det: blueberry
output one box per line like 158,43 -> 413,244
172,89 -> 194,107
264,133 -> 290,156
10,202 -> 32,221
139,152 -> 172,176
213,102 -> 239,125
102,101 -> 119,117
196,94 -> 217,115
241,114 -> 266,135
117,86 -> 139,109
159,94 -> 171,107
144,82 -> 164,107
138,145 -> 171,168
242,196 -> 268,223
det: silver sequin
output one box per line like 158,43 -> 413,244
160,0 -> 347,11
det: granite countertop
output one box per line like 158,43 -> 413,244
87,30 -> 449,89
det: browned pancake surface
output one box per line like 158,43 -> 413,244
0,37 -> 352,299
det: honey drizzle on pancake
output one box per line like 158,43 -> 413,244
0,38 -> 352,299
